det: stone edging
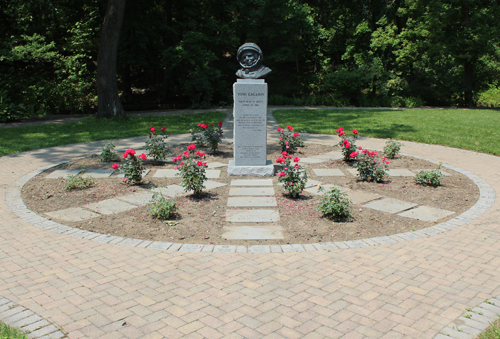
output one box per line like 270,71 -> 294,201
436,296 -> 500,338
5,153 -> 495,254
0,295 -> 67,338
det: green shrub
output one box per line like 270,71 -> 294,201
99,141 -> 119,162
352,149 -> 389,182
145,126 -> 170,160
190,122 -> 224,154
277,125 -> 304,153
276,153 -> 308,198
415,165 -> 443,187
173,145 -> 207,197
477,87 -> 500,108
148,193 -> 178,219
64,174 -> 94,191
384,140 -> 402,159
317,187 -> 351,221
115,149 -> 147,184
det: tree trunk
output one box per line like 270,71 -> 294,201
97,0 -> 126,118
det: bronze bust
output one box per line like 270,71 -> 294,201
236,43 -> 272,79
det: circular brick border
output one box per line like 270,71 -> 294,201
0,295 -> 67,338
5,152 -> 495,254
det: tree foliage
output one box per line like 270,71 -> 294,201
1,0 -> 500,121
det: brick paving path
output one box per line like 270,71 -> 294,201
1,110 -> 500,338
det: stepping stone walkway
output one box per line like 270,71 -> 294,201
223,179 -> 284,240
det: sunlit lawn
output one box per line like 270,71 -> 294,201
273,108 -> 500,155
0,111 -> 226,156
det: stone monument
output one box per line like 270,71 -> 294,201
228,43 -> 274,177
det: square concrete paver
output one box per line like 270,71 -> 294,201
227,197 -> 277,207
151,185 -> 186,197
204,180 -> 227,189
226,209 -> 280,222
229,187 -> 275,196
45,169 -> 81,179
387,169 -> 416,177
206,170 -> 221,179
45,207 -> 100,221
364,198 -> 418,214
114,169 -> 150,178
347,191 -> 381,204
312,169 -> 345,177
346,168 -> 359,176
81,169 -> 115,178
231,179 -> 273,186
398,205 -> 455,222
222,226 -> 284,239
153,169 -> 179,178
85,198 -> 137,215
298,158 -> 325,164
207,162 -> 227,169
118,191 -> 156,205
304,184 -> 349,195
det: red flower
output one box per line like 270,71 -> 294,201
278,172 -> 286,177
150,127 -> 156,133
128,149 -> 136,155
218,121 -> 223,127
203,162 -> 207,166
345,142 -> 351,148
279,137 -> 283,140
211,124 -> 214,127
352,129 -> 358,135
183,151 -> 189,157
196,160 -> 203,166
294,164 -> 300,169
123,152 -> 128,158
287,125 -> 293,131
161,126 -> 167,132
350,151 -> 359,158
293,132 -> 299,137
336,127 -> 344,133
198,152 -> 205,157
277,128 -> 282,132
293,157 -> 300,162
200,124 -> 208,129
174,165 -> 179,170
282,151 -> 288,156
339,131 -> 346,136
138,153 -> 147,160
112,163 -> 119,169
180,162 -> 185,165
276,157 -> 284,164
187,144 -> 196,151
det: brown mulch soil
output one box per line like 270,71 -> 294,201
21,142 -> 479,245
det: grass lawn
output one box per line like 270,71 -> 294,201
0,320 -> 28,339
478,317 -> 500,339
273,108 -> 500,155
0,111 -> 226,157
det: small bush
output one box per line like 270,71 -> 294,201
190,122 -> 224,154
317,187 -> 351,221
148,193 -> 178,219
173,145 -> 207,197
415,165 -> 443,187
336,127 -> 359,161
145,126 -> 170,161
477,87 -> 500,108
277,125 -> 304,153
276,153 -> 307,198
384,140 -> 402,159
99,141 -> 119,162
0,320 -> 28,339
115,149 -> 147,184
64,174 -> 94,191
351,149 -> 390,182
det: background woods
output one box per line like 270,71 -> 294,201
1,0 -> 500,121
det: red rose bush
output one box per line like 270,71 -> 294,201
190,121 -> 224,154
145,126 -> 170,161
276,151 -> 308,198
173,144 -> 207,197
277,125 -> 304,153
112,148 -> 147,184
